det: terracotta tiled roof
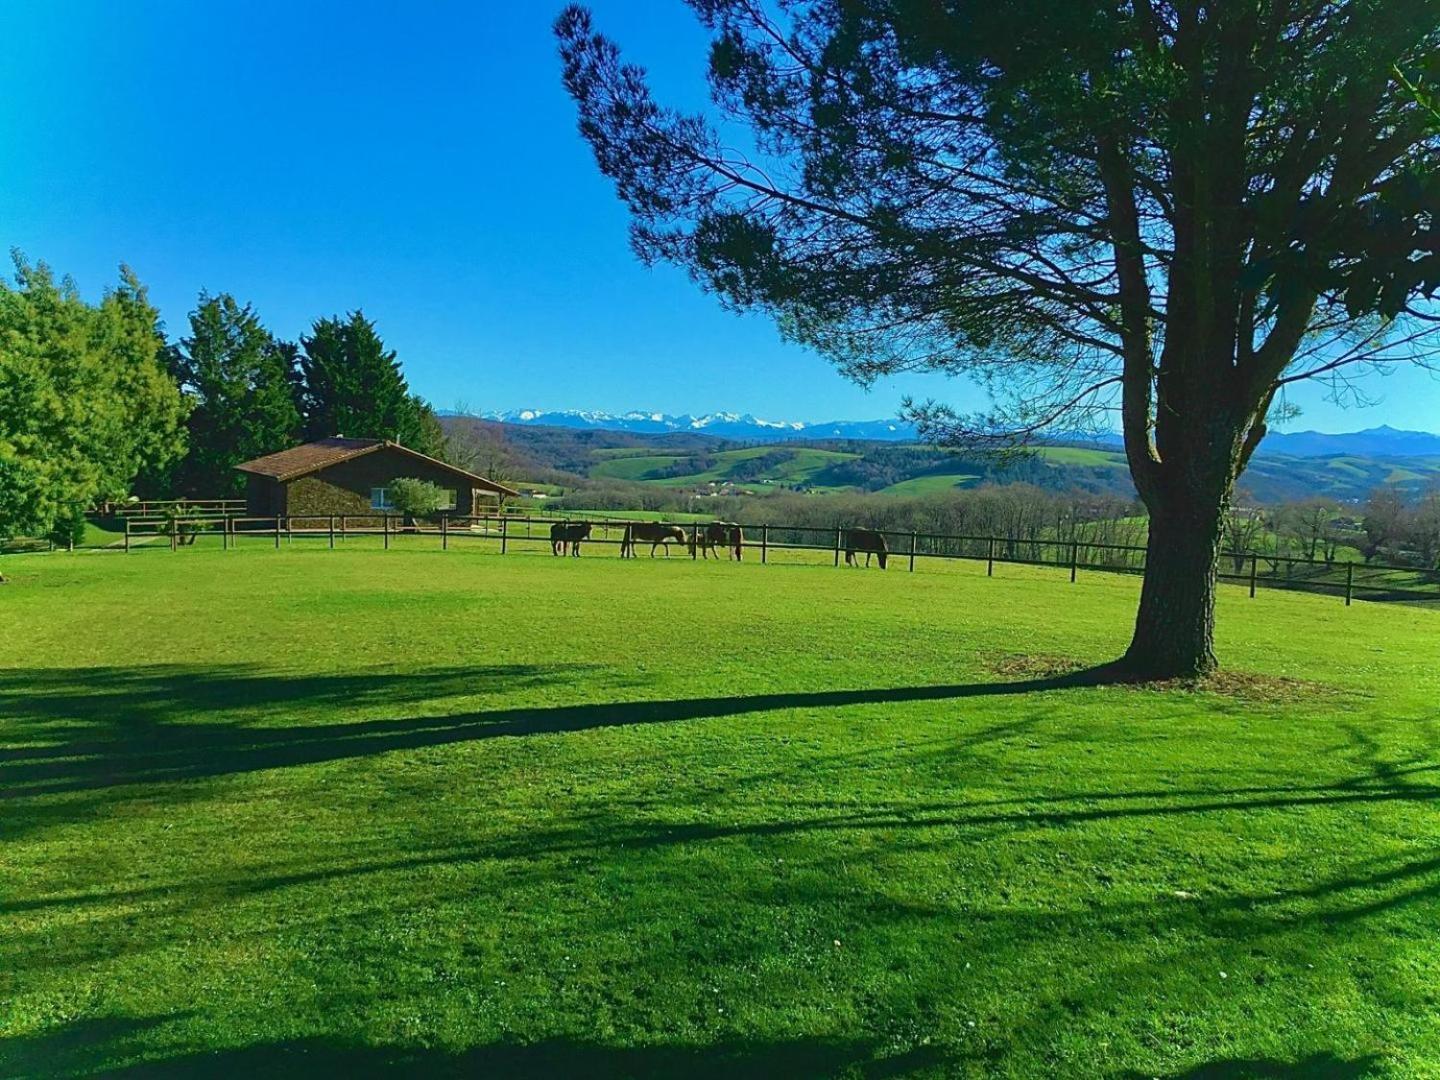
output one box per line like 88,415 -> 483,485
235,438 -> 520,496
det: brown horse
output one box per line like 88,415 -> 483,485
843,528 -> 888,568
692,522 -> 744,560
621,522 -> 688,558
550,521 -> 591,556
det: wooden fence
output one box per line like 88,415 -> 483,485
109,498 -> 246,517
107,511 -> 1440,607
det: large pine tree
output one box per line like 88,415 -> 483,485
298,311 -> 444,455
558,1 -> 1440,677
168,293 -> 300,497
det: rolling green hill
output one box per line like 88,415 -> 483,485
592,446 -> 860,491
442,416 -> 1440,503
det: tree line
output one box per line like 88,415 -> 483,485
1,253 -> 447,545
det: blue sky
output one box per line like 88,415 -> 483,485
3,1 -> 1437,431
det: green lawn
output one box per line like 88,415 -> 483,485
2,543 -> 1438,1077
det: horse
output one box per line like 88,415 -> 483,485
621,522 -> 688,558
692,522 -> 744,560
550,521 -> 592,556
843,528 -> 888,569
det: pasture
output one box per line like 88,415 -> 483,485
589,446 -> 860,491
2,545 -> 1439,1077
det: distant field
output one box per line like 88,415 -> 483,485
1033,446 -> 1130,468
877,472 -> 982,496
589,453 -> 689,481
589,445 -> 859,491
3,545 -> 1439,1076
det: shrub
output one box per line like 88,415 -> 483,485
387,478 -> 448,520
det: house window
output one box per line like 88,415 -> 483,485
439,489 -> 457,510
370,487 -> 393,510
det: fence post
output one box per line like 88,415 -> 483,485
909,531 -> 917,572
987,537 -> 995,577
340,515 -> 347,543
222,516 -> 228,552
761,524 -> 768,564
170,519 -> 177,552
1070,540 -> 1079,583
501,515 -> 508,554
274,517 -> 281,549
441,514 -> 448,551
1345,561 -> 1354,607
124,517 -> 130,553
691,524 -> 697,560
329,515 -> 335,550
834,527 -> 842,567
383,514 -> 390,550
1249,553 -> 1258,598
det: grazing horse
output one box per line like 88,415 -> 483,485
550,521 -> 592,556
692,522 -> 744,560
621,522 -> 688,558
843,528 -> 888,569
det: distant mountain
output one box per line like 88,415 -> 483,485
460,411 -> 1440,459
470,409 -> 918,442
1258,425 -> 1440,458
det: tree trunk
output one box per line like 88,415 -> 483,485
1122,500 -> 1224,679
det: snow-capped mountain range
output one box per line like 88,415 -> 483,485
460,410 -> 1440,458
472,409 -> 919,442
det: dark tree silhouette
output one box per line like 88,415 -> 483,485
298,311 -> 444,456
557,1 -> 1439,676
166,293 -> 301,497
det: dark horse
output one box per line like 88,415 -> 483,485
692,522 -> 744,560
550,521 -> 592,556
843,528 -> 888,569
620,522 -> 688,558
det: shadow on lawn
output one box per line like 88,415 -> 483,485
0,663 -> 1118,798
0,1021 -> 948,1079
1123,1052 -> 1381,1078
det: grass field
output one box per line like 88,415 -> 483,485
1033,446 -> 1130,469
877,473 -> 983,496
3,543 -> 1439,1077
589,446 -> 859,491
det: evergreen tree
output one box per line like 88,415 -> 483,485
299,311 -> 426,446
0,253 -> 187,541
167,293 -> 300,497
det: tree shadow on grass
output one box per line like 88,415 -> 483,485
1122,1052 -> 1382,1078
0,1021 -> 949,1079
0,663 -> 1120,799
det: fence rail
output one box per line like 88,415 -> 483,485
91,511 -> 1440,607
109,498 -> 246,517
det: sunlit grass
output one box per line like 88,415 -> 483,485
2,545 -> 1438,1077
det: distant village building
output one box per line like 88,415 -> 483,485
236,438 -> 518,517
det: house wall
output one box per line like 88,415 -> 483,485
279,447 -> 490,519
244,474 -> 284,517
